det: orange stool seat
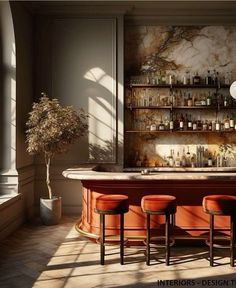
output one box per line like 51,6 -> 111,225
203,195 -> 236,215
96,194 -> 129,214
141,195 -> 177,266
95,194 -> 129,265
141,195 -> 176,214
202,195 -> 236,267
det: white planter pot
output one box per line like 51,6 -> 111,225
40,196 -> 62,225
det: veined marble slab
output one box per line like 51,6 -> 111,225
63,164 -> 236,181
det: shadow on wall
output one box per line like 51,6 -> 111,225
88,140 -> 123,163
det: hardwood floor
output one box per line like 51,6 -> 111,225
0,216 -> 236,288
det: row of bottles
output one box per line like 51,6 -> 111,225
127,89 -> 234,108
129,70 -> 232,86
133,114 -> 236,132
134,146 -> 233,168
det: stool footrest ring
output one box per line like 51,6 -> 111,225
143,236 -> 175,248
97,235 -> 128,246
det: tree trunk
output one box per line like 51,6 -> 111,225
45,154 -> 52,199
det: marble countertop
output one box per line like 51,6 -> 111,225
62,164 -> 236,181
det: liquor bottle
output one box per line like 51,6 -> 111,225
212,69 -> 217,85
224,115 -> 230,130
206,92 -> 212,106
179,114 -> 184,130
224,95 -> 228,107
181,148 -> 187,167
197,116 -> 202,131
230,116 -> 235,130
164,116 -> 170,130
161,71 -> 167,84
202,120 -> 208,131
186,146 -> 191,167
205,70 -> 212,85
208,121 -> 212,131
175,152 -> 181,167
215,119 -> 220,131
168,149 -> 174,167
193,72 -> 201,85
187,93 -> 193,106
192,118 -> 197,131
186,71 -> 191,85
187,114 -> 193,130
158,117 -> 165,131
150,122 -> 157,131
208,152 -> 213,167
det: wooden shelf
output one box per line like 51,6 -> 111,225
126,105 -> 236,110
125,130 -> 235,133
127,84 -> 230,89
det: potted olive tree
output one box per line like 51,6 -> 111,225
26,93 -> 88,225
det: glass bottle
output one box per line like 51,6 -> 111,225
179,114 -> 184,131
168,149 -> 174,167
230,115 -> 235,130
158,116 -> 165,131
215,119 -> 220,131
187,114 -> 193,130
175,152 -> 181,167
193,72 -> 201,85
187,93 -> 193,106
224,115 -> 230,130
192,118 -> 197,131
208,152 -> 213,167
206,92 -> 212,106
181,148 -> 187,167
205,70 -> 212,85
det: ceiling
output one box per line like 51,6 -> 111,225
17,1 -> 236,24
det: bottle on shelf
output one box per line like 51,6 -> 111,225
202,120 -> 208,131
187,93 -> 193,106
205,70 -> 212,85
224,95 -> 228,107
175,152 -> 181,167
143,153 -> 149,167
192,118 -> 198,131
230,115 -> 235,130
186,146 -> 191,167
168,149 -> 174,167
224,115 -> 230,130
187,114 -> 193,130
197,116 -> 202,131
150,122 -> 157,131
181,148 -> 187,167
215,119 -> 221,131
193,72 -> 201,85
158,116 -> 165,131
208,152 -> 213,167
164,116 -> 170,130
206,92 -> 212,106
179,114 -> 184,131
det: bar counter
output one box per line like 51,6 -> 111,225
63,164 -> 236,242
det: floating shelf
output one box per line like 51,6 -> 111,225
127,84 -> 230,89
125,130 -> 235,133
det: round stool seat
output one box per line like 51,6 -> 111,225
203,195 -> 236,215
96,194 -> 129,213
141,195 -> 176,214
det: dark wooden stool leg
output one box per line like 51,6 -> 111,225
100,213 -> 105,265
166,213 -> 170,266
230,216 -> 235,267
120,213 -> 124,265
210,214 -> 214,267
146,213 -> 150,265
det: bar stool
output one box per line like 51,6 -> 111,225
141,195 -> 177,265
95,194 -> 129,265
202,195 -> 236,267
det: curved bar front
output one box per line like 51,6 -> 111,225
63,165 -> 236,241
